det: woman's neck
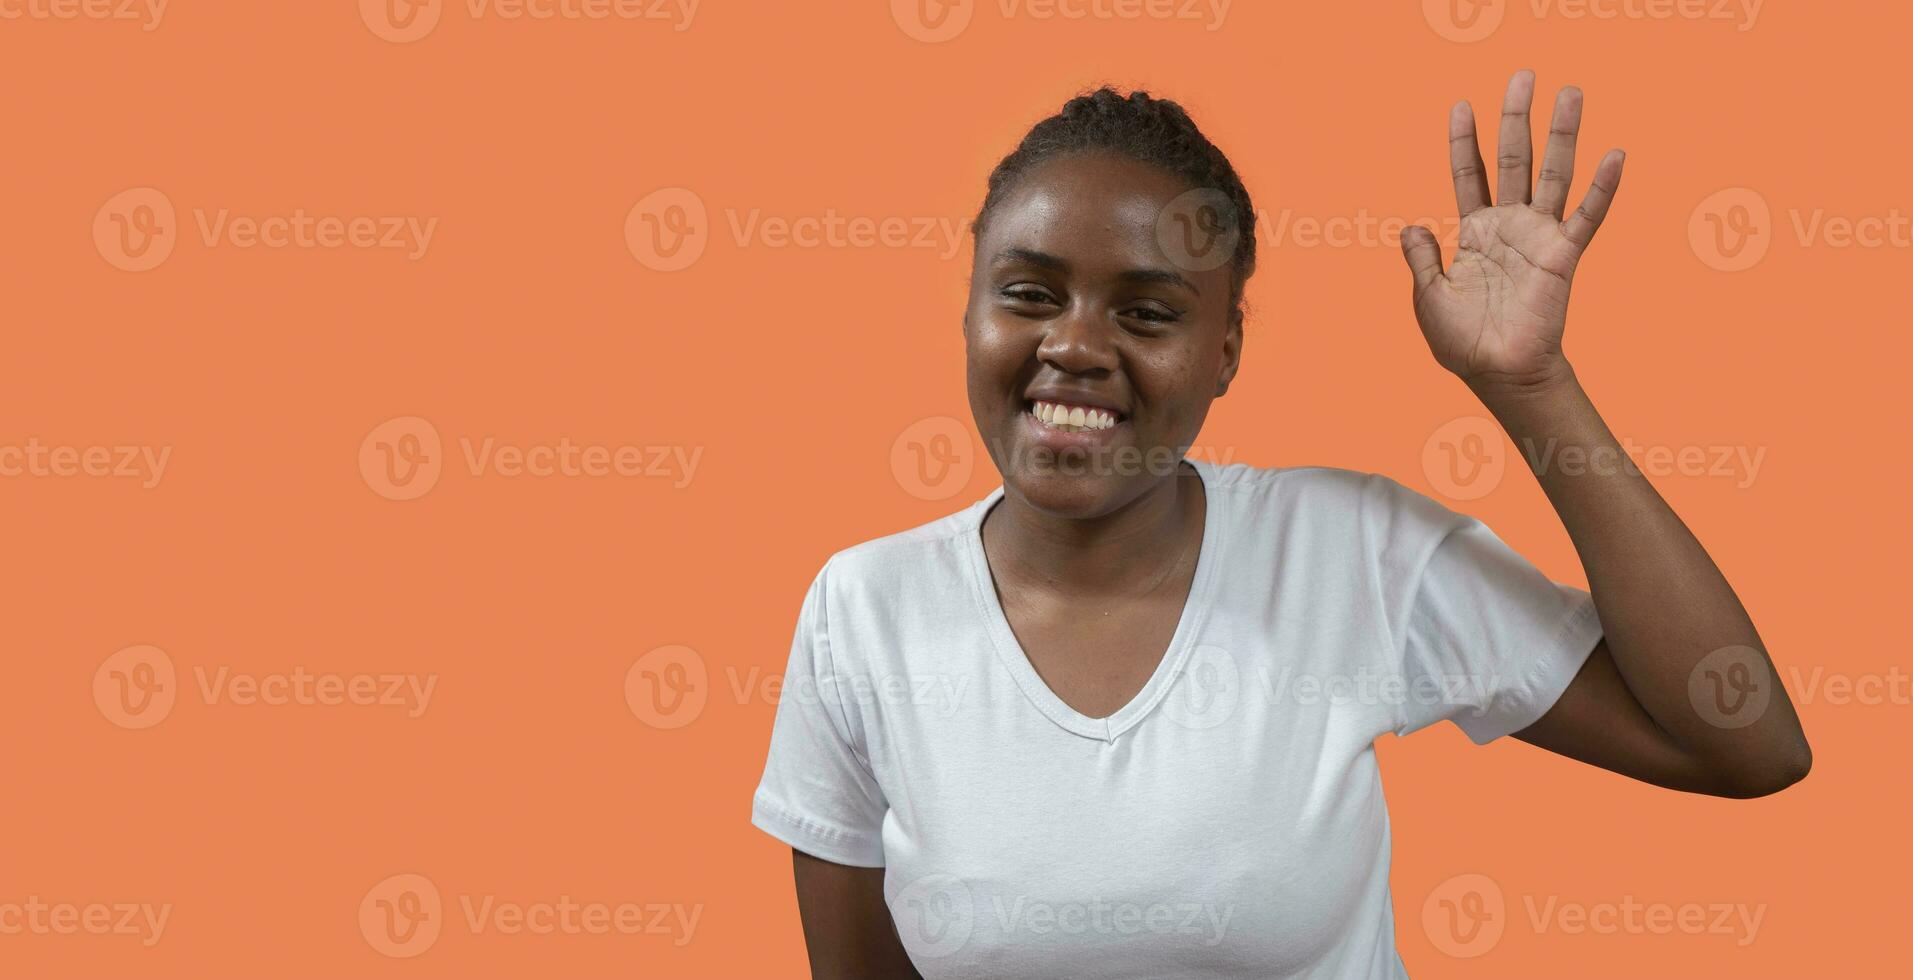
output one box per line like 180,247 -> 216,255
981,463 -> 1205,599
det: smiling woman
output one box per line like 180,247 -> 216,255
750,75 -> 1810,979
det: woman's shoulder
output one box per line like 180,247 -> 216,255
806,498 -> 984,599
1198,458 -> 1469,538
1200,458 -> 1439,507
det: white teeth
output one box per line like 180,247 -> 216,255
1030,400 -> 1119,432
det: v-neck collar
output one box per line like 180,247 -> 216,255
961,457 -> 1223,742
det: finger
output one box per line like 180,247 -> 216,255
1449,102 -> 1491,216
1562,149 -> 1625,249
1532,86 -> 1582,219
1496,69 -> 1537,205
1401,225 -> 1445,292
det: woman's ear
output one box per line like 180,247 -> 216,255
1216,309 -> 1244,397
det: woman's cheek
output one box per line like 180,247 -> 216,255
967,314 -> 1031,369
1136,364 -> 1209,442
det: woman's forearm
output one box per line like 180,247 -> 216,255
1470,363 -> 1811,793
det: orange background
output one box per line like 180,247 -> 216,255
3,1 -> 1905,976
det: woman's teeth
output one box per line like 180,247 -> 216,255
1031,400 -> 1119,432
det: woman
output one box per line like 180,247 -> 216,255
751,71 -> 1810,978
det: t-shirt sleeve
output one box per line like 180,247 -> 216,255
750,561 -> 889,866
1371,477 -> 1605,744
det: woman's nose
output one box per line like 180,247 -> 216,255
1035,303 -> 1118,376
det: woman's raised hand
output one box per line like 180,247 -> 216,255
1400,70 -> 1625,388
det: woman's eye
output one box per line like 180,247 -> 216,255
1122,305 -> 1180,324
1000,286 -> 1056,305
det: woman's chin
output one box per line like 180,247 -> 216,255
983,415 -> 1187,518
1001,467 -> 1139,520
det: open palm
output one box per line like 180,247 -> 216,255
1401,71 -> 1626,386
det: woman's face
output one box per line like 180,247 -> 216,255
965,151 -> 1243,520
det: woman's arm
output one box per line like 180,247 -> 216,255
1478,372 -> 1810,797
791,850 -> 923,979
1398,70 -> 1810,797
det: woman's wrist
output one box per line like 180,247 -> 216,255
1464,358 -> 1585,420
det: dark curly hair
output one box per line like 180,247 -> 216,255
972,87 -> 1258,324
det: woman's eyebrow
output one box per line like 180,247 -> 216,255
992,248 -> 1199,295
1118,267 -> 1198,295
993,247 -> 1068,271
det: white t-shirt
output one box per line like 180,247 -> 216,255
752,458 -> 1602,978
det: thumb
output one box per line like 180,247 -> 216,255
1400,225 -> 1444,292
